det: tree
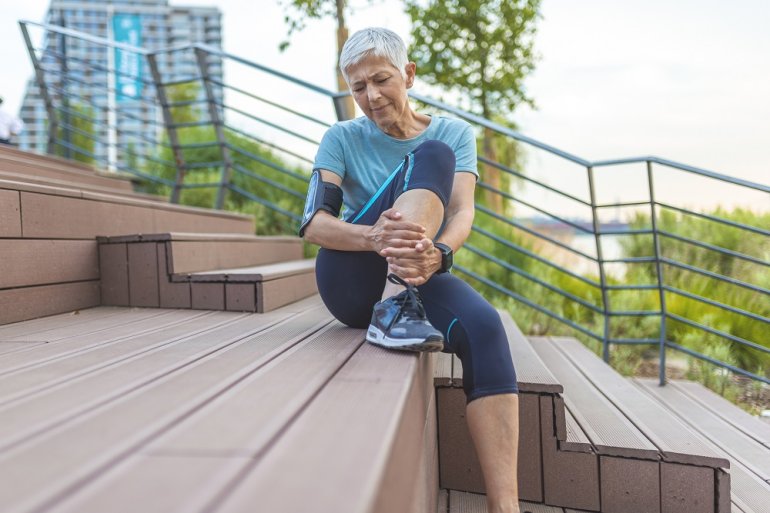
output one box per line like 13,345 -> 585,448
278,0 -> 361,119
405,0 -> 541,211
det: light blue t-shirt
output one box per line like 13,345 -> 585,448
313,115 -> 477,220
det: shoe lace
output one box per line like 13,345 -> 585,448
387,274 -> 426,320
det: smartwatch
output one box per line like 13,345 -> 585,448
434,242 -> 453,274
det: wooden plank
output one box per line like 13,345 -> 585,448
540,394 -> 600,511
499,311 -> 563,394
156,242 -> 190,309
0,240 -> 98,289
0,156 -> 133,191
225,283 -> 257,312
0,170 -> 166,202
634,378 -> 770,481
518,392 -> 544,502
190,283 -> 225,310
448,491 -> 568,513
561,404 -> 593,453
189,259 -> 315,282
434,351 -> 453,387
0,307 -> 332,513
0,189 -> 21,237
127,243 -> 159,307
0,310 -> 203,376
661,462 -> 715,513
531,337 -> 659,459
0,341 -> 46,356
670,380 -> 770,451
0,281 -> 100,325
547,337 -> 729,468
438,386 -> 485,493
0,307 -> 125,339
438,489 -> 448,513
211,342 -> 430,513
600,455 -> 661,513
99,243 -> 129,306
167,239 -> 302,275
258,271 -> 319,312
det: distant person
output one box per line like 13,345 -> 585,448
0,96 -> 24,146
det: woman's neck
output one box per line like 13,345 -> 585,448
379,111 -> 431,139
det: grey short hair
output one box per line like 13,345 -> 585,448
339,27 -> 408,85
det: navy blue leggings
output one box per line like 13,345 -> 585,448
315,140 -> 518,403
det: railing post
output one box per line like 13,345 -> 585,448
20,22 -> 59,155
147,52 -> 188,204
332,92 -> 354,121
194,47 -> 233,210
587,165 -> 611,362
647,161 -> 668,386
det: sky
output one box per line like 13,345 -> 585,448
1,0 -> 769,216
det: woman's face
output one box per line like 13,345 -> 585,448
346,54 -> 416,132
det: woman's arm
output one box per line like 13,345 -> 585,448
302,169 -> 427,253
382,172 -> 476,285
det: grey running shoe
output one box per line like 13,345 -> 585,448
366,274 -> 444,352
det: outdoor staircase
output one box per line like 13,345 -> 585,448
1,147 -> 768,513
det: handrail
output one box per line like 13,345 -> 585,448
18,20 -> 769,391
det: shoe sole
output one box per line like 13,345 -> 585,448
366,325 -> 444,353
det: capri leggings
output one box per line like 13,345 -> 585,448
315,140 -> 518,403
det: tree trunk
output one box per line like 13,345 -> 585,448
335,0 -> 356,120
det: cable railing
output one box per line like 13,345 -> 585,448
18,20 -> 770,388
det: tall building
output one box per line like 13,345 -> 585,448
18,0 -> 223,169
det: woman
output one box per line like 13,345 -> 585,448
301,27 -> 521,513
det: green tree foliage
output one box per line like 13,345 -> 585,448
278,0 -> 360,119
405,0 -> 541,211
54,102 -> 96,165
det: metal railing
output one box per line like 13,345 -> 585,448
18,20 -> 769,387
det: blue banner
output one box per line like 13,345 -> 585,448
113,14 -> 143,102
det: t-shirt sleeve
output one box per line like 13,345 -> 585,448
313,124 -> 346,180
454,124 -> 478,177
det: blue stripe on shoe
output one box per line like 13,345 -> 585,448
402,153 -> 415,192
352,160 -> 405,224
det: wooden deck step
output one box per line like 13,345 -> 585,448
0,145 -> 103,175
98,233 -> 313,313
634,378 -> 770,513
440,490 -> 588,513
0,298 -> 440,513
538,336 -> 731,513
0,170 -> 165,202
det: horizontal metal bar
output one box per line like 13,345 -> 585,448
665,342 -> 770,385
454,265 -> 603,341
603,256 -> 657,264
178,141 -> 221,150
595,200 -> 651,209
591,156 -> 770,194
186,161 -> 224,170
222,124 -> 314,165
191,43 -> 339,97
227,184 -> 302,222
231,163 -> 306,200
464,243 -> 604,313
224,104 -> 320,146
607,339 -> 660,345
664,285 -> 770,324
476,181 -> 595,234
210,80 -> 331,128
598,228 -> 654,236
21,20 -> 151,54
606,310 -> 662,317
661,258 -> 770,296
666,313 -> 770,355
477,155 -> 591,207
166,99 -> 207,108
52,139 -> 98,160
656,202 -> 770,237
475,205 -> 599,262
658,230 -> 769,267
470,225 -> 601,288
168,120 -> 210,129
604,284 -> 659,291
159,77 -> 201,88
225,143 -> 309,183
177,182 -> 220,189
409,91 -> 591,166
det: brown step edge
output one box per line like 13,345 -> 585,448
543,336 -> 732,513
442,490 -> 582,513
434,310 -> 563,503
0,170 -> 164,202
0,158 -> 134,192
0,145 -> 102,174
2,180 -> 255,239
99,236 -> 313,313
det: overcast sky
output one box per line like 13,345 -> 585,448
2,0 -> 768,215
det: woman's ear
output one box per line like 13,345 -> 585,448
405,62 -> 417,88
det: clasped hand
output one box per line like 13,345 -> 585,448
369,208 -> 440,286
